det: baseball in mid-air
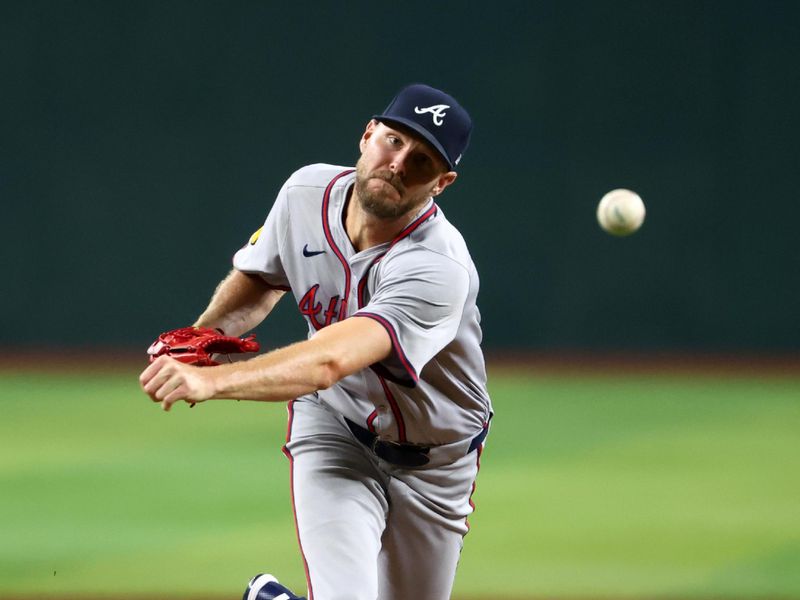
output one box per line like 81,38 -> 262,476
596,189 -> 646,236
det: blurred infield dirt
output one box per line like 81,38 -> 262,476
3,348 -> 800,377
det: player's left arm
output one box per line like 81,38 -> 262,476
139,316 -> 391,411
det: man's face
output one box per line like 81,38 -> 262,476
354,121 -> 456,220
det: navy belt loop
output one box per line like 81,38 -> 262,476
468,423 -> 489,454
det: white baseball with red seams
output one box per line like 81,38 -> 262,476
233,163 -> 492,599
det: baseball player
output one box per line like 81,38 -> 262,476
140,83 -> 492,600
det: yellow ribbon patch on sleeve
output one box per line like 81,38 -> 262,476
249,227 -> 263,245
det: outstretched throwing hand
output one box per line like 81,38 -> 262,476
140,326 -> 260,410
139,356 -> 216,411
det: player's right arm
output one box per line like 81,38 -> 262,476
193,269 -> 285,337
140,315 -> 393,410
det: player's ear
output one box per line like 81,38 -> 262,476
359,119 -> 378,152
432,171 -> 457,196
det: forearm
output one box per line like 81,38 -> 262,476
193,269 -> 285,336
140,316 -> 392,410
206,341 -> 336,402
207,316 -> 392,403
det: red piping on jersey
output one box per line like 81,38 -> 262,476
321,169 -> 356,322
282,400 -> 315,599
356,312 -> 418,383
465,442 -> 484,534
353,202 -> 438,381
325,183 -> 437,444
378,375 -> 407,442
351,205 -> 439,435
391,202 -> 439,248
366,410 -> 378,433
356,274 -> 370,311
355,203 -> 439,306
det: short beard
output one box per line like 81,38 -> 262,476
354,158 -> 431,219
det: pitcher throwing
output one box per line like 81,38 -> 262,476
140,83 -> 492,600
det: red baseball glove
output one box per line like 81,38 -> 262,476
147,326 -> 260,366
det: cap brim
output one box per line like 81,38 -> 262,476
372,115 -> 455,170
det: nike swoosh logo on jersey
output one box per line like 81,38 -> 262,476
303,244 -> 326,257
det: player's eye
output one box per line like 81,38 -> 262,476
387,135 -> 401,146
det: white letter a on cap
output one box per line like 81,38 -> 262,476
414,104 -> 450,126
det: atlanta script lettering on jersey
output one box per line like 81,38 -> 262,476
298,284 -> 342,330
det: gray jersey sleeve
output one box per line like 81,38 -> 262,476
232,180 -> 291,289
355,246 -> 470,384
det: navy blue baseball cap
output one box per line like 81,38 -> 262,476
373,83 -> 472,170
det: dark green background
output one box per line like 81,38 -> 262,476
3,1 -> 798,352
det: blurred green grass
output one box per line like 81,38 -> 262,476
1,366 -> 798,598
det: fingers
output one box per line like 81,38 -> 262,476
138,356 -> 167,391
139,356 -> 176,400
139,357 -> 198,409
139,356 -> 216,412
161,382 -> 191,411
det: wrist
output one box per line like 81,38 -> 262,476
206,362 -> 232,400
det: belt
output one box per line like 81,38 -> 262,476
345,418 -> 489,468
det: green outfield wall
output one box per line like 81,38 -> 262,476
2,0 -> 798,352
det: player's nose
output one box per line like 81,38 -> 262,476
389,149 -> 411,177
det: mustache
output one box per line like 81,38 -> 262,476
370,170 -> 405,194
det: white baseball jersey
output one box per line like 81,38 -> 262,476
233,163 -> 491,446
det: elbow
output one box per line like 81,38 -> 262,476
313,358 -> 348,391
